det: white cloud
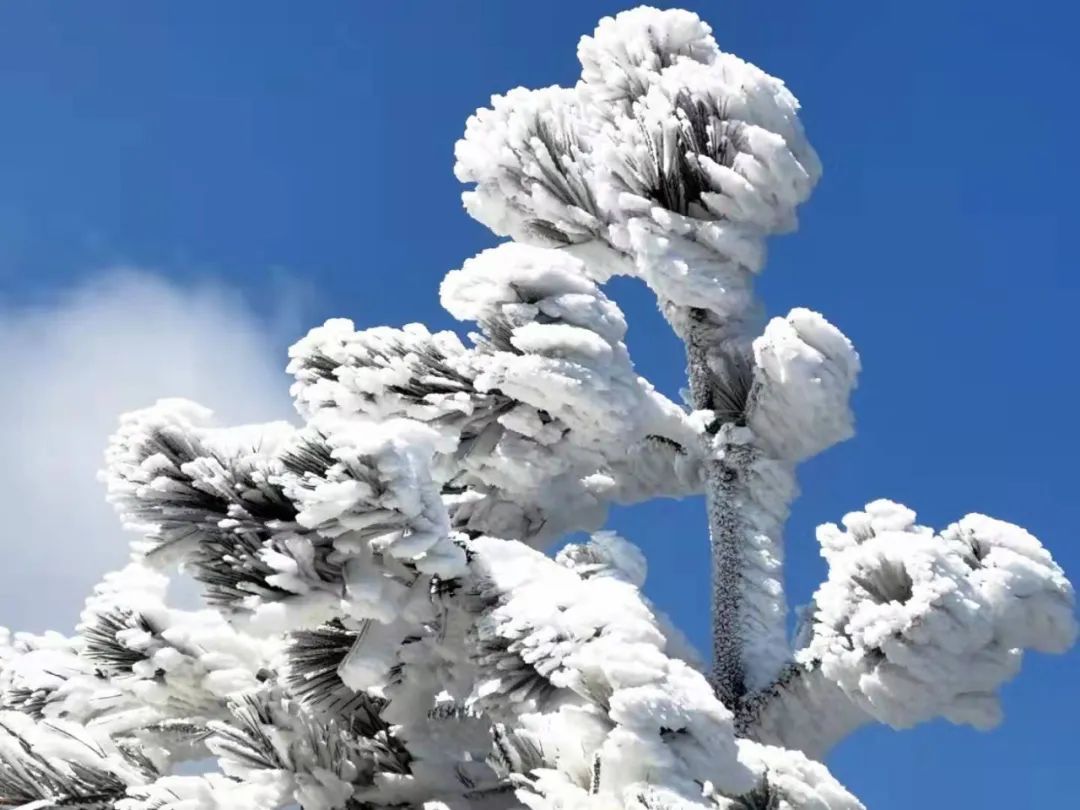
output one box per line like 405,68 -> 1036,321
0,270 -> 295,634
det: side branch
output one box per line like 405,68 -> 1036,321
735,664 -> 869,760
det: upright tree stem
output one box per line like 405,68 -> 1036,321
684,308 -> 748,708
703,444 -> 752,709
684,307 -> 795,711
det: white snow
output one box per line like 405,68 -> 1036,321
2,8 -> 1071,810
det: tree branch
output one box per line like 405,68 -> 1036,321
735,663 -> 869,760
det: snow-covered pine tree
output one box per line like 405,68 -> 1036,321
1,7 -> 1074,809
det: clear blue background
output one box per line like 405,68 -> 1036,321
0,2 -> 1075,805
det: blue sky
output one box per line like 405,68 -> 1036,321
0,2 -> 1076,806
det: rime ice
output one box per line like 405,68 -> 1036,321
1,7 -> 1072,810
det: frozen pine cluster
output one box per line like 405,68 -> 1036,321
1,7 -> 1074,810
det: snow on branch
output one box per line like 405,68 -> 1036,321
805,501 -> 1075,729
3,570 -> 269,763
0,629 -> 87,722
104,400 -> 465,634
206,686 -> 411,809
118,772 -> 291,810
458,533 -> 861,810
455,85 -> 603,252
746,309 -> 860,464
0,710 -> 156,808
455,5 -> 820,318
103,400 -> 303,609
77,564 -> 273,727
280,620 -> 384,723
442,243 -> 692,452
288,318 -> 484,429
289,242 -> 705,547
741,500 -> 1076,757
577,8 -> 718,108
441,242 -> 703,539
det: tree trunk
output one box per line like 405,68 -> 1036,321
684,308 -> 792,710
